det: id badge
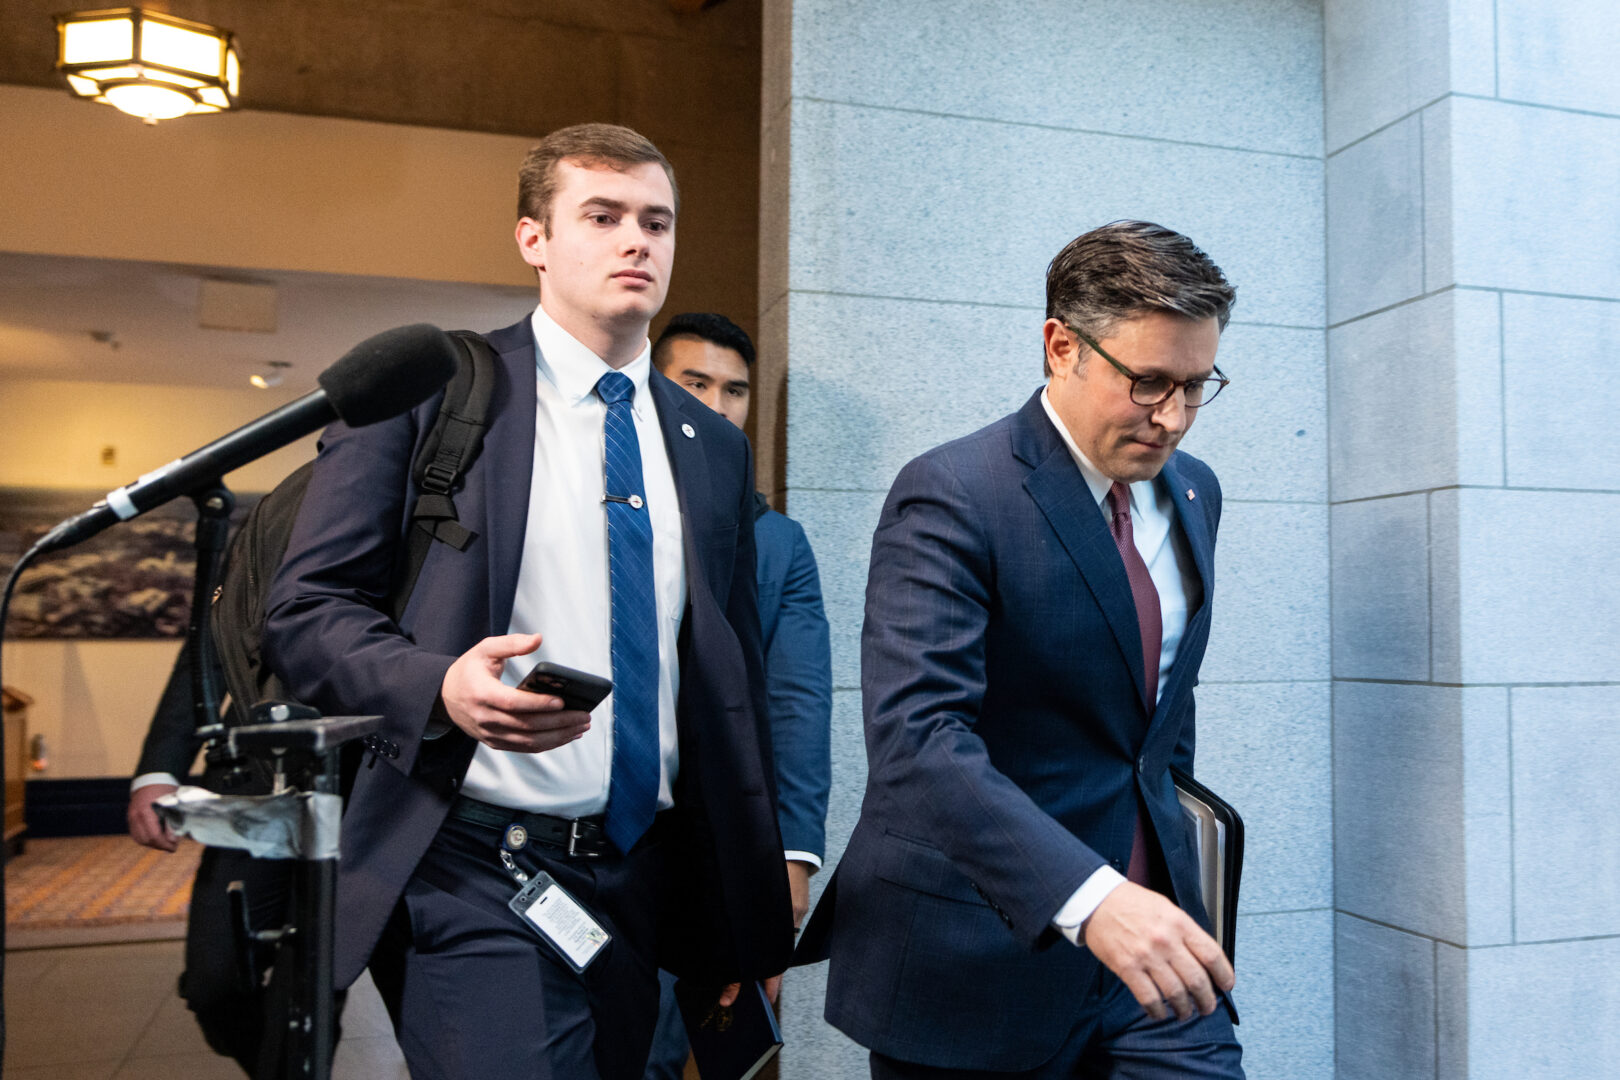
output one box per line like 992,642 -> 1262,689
508,871 -> 611,973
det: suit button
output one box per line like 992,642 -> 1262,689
1138,756 -> 1147,773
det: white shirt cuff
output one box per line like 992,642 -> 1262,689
784,850 -> 822,870
131,772 -> 181,793
1052,865 -> 1128,947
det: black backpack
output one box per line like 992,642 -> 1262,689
210,330 -> 499,730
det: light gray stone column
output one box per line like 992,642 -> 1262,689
763,3 -> 1331,1076
1327,2 -> 1620,1076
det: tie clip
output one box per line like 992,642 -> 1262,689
603,493 -> 645,509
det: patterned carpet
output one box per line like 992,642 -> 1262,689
6,834 -> 200,947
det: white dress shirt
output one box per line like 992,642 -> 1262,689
459,304 -> 686,815
1037,388 -> 1201,946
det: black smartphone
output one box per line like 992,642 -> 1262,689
516,660 -> 613,713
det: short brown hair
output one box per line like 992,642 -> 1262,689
517,123 -> 679,233
1045,220 -> 1235,374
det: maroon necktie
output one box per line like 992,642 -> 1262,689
1107,482 -> 1160,886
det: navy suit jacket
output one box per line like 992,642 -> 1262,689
753,497 -> 832,860
134,638 -> 208,782
262,318 -> 793,989
798,390 -> 1223,1072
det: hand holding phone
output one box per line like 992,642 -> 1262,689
440,634 -> 599,754
516,661 -> 614,714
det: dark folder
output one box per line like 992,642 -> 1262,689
1171,767 -> 1244,966
673,979 -> 782,1080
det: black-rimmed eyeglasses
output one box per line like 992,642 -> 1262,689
1068,325 -> 1230,408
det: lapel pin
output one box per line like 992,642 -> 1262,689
1186,488 -> 1196,501
681,423 -> 695,439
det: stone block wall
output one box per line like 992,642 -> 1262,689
765,3 -> 1331,1076
1327,1 -> 1620,1076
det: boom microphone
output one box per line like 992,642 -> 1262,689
33,323 -> 461,555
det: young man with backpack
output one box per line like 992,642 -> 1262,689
261,124 -> 792,1080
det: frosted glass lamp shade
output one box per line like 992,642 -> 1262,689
56,8 -> 240,122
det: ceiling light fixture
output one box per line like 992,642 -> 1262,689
250,360 -> 291,389
55,7 -> 240,124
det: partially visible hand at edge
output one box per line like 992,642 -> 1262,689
786,859 -> 813,929
128,784 -> 179,852
718,976 -> 782,1008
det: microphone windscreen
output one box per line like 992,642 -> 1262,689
318,324 -> 461,427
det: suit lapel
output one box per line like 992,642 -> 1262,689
481,319 -> 538,636
1159,455 -> 1212,613
1147,455 -> 1214,727
649,371 -> 713,600
1013,393 -> 1151,712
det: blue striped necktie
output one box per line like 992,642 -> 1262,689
595,371 -> 660,853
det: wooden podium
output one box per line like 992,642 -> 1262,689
2,685 -> 30,855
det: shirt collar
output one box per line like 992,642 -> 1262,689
1039,385 -> 1154,516
529,302 -> 652,416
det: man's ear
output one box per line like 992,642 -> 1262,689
1042,319 -> 1077,377
515,217 -> 547,271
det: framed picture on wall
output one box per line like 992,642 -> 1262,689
0,487 -> 261,640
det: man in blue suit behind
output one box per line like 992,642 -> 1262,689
643,312 -> 833,1080
650,312 -> 832,919
799,221 -> 1243,1078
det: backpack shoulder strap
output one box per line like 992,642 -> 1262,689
389,330 -> 500,620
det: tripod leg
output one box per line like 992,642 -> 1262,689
227,880 -> 261,995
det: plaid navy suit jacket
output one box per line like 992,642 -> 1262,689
799,389 -> 1223,1072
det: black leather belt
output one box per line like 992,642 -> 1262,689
447,795 -> 612,858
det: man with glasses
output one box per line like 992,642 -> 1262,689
798,221 -> 1243,1078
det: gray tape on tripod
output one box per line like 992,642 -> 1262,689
156,787 -> 344,860
299,791 -> 343,860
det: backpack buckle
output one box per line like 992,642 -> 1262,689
421,459 -> 458,493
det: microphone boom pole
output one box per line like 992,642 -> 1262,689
34,323 -> 461,556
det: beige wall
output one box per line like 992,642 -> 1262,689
0,377 -> 317,492
0,0 -> 765,385
0,86 -> 537,288
0,80 -> 768,468
1,375 -> 314,779
3,641 -> 185,780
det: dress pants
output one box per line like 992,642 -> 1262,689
869,966 -> 1244,1080
369,811 -> 670,1080
643,969 -> 689,1080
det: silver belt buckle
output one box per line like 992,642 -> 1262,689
568,819 -> 600,858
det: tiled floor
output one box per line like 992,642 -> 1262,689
2,940 -> 408,1079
